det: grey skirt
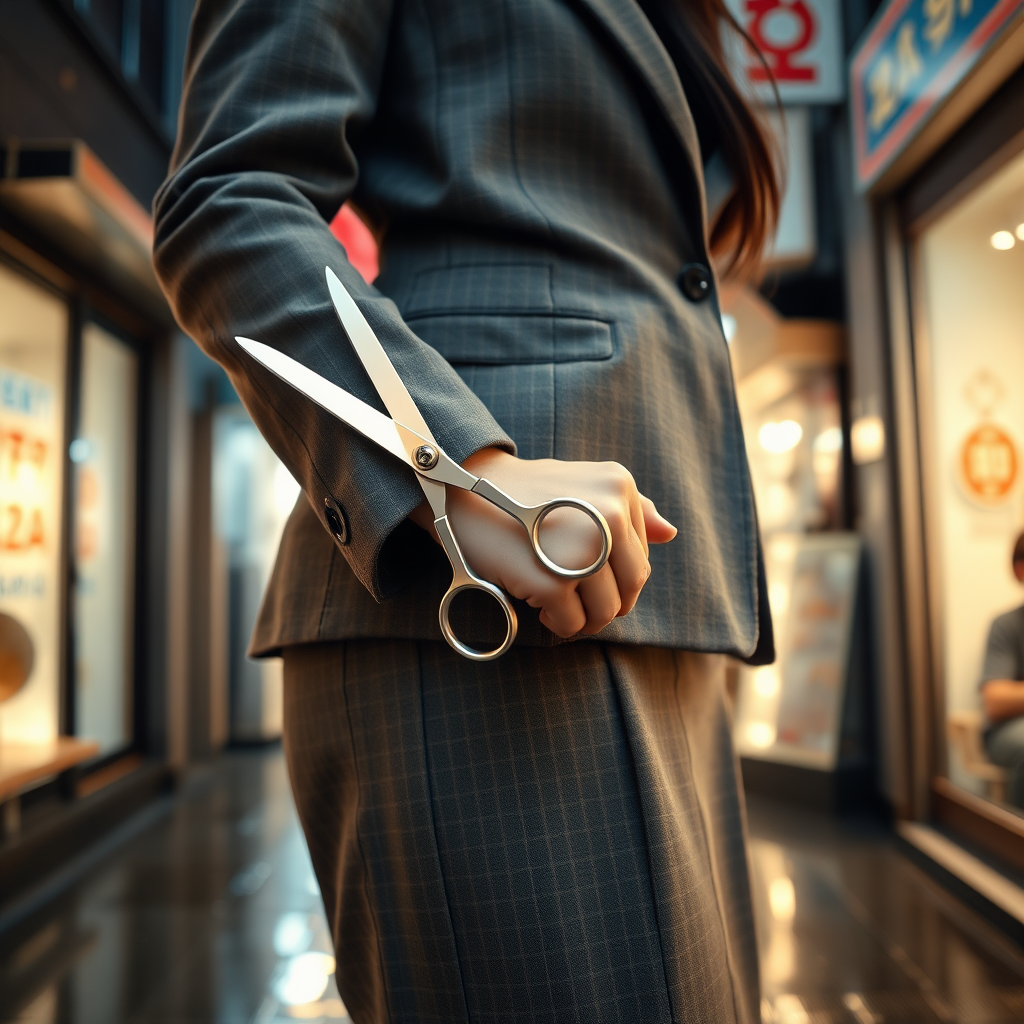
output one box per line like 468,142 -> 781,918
282,641 -> 759,1024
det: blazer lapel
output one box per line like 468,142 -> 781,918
572,0 -> 709,236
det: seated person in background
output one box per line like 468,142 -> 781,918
982,532 -> 1024,806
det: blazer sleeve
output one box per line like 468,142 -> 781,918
152,0 -> 516,602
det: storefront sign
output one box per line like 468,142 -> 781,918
726,0 -> 845,104
959,423 -> 1018,504
851,0 -> 1024,189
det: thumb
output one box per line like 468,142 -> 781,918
640,494 -> 677,544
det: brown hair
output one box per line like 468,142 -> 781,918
647,0 -> 781,276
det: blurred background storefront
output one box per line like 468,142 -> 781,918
0,0 -> 301,912
723,0 -> 871,810
724,0 -> 1024,939
843,0 -> 1024,931
7,1 -> 1024,1020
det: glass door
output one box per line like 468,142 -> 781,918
71,322 -> 139,756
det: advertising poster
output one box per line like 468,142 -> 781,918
735,533 -> 860,769
0,264 -> 68,743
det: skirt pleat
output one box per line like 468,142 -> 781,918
282,640 -> 758,1024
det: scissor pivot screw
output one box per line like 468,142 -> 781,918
414,444 -> 439,469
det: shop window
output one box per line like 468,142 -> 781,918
72,324 -> 138,756
916,148 -> 1024,812
0,264 -> 68,744
212,409 -> 299,743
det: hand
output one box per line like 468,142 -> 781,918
412,448 -> 677,638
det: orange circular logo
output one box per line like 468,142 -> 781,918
960,424 -> 1018,504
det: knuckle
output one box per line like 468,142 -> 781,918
605,509 -> 627,534
613,462 -> 635,487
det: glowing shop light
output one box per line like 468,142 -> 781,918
753,666 -> 780,698
721,313 -> 737,344
812,427 -> 843,454
274,952 -> 336,1006
758,420 -> 803,454
850,415 -> 885,465
991,230 -> 1015,250
768,581 -> 790,616
744,721 -> 777,749
769,876 -> 796,921
1016,224 -> 1024,241
273,912 -> 313,957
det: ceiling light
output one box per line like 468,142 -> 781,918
991,230 -> 1015,250
1016,224 -> 1024,240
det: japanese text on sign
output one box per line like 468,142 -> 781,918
851,0 -> 1024,188
726,0 -> 845,103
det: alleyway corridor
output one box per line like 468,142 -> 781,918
2,749 -> 1024,1023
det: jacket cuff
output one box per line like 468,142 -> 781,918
323,425 -> 516,603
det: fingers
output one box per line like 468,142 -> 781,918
640,494 -> 677,544
577,564 -> 622,634
606,514 -> 651,617
534,584 -> 587,638
628,489 -> 650,559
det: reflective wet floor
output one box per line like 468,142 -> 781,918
747,799 -> 1024,1022
3,748 -> 1024,1023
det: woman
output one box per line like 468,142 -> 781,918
154,1 -> 778,1020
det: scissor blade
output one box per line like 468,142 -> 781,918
325,267 -> 438,444
236,337 -> 413,468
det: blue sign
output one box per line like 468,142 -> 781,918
851,0 -> 1024,189
0,368 -> 53,420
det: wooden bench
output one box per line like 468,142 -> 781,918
0,738 -> 100,838
947,710 -> 1007,803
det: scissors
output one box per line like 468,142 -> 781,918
236,266 -> 612,661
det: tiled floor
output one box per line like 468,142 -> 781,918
2,748 -> 1024,1023
747,799 -> 1024,1022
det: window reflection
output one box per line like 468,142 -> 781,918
917,146 -> 1024,812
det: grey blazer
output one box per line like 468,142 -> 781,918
153,0 -> 773,663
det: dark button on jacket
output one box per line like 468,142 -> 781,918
324,497 -> 349,545
678,263 -> 711,302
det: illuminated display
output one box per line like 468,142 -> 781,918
0,264 -> 68,743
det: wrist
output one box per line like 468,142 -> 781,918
409,447 -> 515,538
462,445 -> 518,478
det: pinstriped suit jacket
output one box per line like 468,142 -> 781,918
153,0 -> 773,663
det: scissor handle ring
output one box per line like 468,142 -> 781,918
439,580 -> 518,662
530,499 -> 612,579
